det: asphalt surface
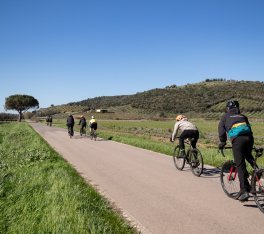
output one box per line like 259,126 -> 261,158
30,122 -> 264,234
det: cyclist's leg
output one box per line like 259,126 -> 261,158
244,135 -> 255,168
190,130 -> 199,149
71,125 -> 74,136
83,125 -> 86,135
179,131 -> 188,150
232,136 -> 251,193
81,125 -> 84,135
89,127 -> 93,137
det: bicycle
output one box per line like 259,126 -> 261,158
67,125 -> 74,139
90,128 -> 97,141
172,137 -> 204,177
220,146 -> 264,213
80,126 -> 86,136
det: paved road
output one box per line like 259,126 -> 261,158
30,122 -> 263,234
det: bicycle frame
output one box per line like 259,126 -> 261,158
173,137 -> 203,176
228,167 -> 238,181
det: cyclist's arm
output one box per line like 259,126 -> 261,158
172,122 -> 180,141
218,115 -> 227,143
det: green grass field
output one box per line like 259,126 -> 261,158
0,122 -> 136,233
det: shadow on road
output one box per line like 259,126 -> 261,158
200,167 -> 221,178
70,135 -> 108,141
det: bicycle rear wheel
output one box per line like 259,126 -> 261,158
90,130 -> 95,140
190,149 -> 203,177
173,145 -> 185,170
220,160 -> 240,199
252,169 -> 264,213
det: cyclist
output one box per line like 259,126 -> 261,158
79,115 -> 87,136
46,115 -> 52,127
218,100 -> 254,202
170,115 -> 199,157
67,114 -> 75,138
49,115 -> 52,127
89,116 -> 97,136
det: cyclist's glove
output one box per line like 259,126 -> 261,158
169,136 -> 173,142
218,142 -> 226,150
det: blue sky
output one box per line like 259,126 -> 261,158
1,0 -> 264,112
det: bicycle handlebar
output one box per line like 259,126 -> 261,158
220,146 -> 263,158
219,146 -> 232,157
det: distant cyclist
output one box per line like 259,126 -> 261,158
170,115 -> 199,157
89,116 -> 97,135
79,115 -> 87,136
46,115 -> 52,127
218,100 -> 254,202
67,114 -> 75,138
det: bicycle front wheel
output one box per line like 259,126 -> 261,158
173,145 -> 185,170
220,160 -> 240,199
252,169 -> 264,213
190,149 -> 203,177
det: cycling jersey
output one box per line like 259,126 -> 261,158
89,119 -> 97,130
172,118 -> 198,141
218,108 -> 252,142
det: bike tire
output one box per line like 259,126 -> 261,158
90,131 -> 94,140
220,160 -> 240,199
252,168 -> 264,213
190,149 -> 203,177
173,145 -> 185,170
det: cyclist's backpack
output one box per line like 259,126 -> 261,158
228,122 -> 251,138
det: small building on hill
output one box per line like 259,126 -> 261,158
96,109 -> 108,113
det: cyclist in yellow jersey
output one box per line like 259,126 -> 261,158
89,116 -> 97,132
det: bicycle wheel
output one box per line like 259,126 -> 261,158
252,169 -> 264,213
190,149 -> 203,177
90,130 -> 94,140
220,160 -> 240,199
173,145 -> 185,170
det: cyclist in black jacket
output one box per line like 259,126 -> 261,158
79,115 -> 87,136
67,115 -> 75,138
218,100 -> 254,202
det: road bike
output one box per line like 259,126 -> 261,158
67,125 -> 74,138
173,138 -> 204,177
90,129 -> 97,141
80,126 -> 86,136
220,146 -> 264,213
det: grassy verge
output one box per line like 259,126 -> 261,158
0,122 -> 136,233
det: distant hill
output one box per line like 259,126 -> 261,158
38,80 -> 264,119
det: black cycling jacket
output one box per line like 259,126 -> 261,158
79,117 -> 86,126
218,108 -> 252,142
67,115 -> 75,126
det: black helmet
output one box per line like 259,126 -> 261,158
226,100 -> 239,109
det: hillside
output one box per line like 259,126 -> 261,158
38,80 -> 264,119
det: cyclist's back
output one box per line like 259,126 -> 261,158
171,115 -> 199,150
218,100 -> 254,202
89,116 -> 97,130
79,116 -> 87,127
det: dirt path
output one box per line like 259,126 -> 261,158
30,122 -> 263,234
